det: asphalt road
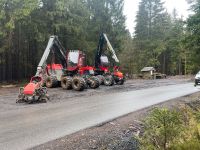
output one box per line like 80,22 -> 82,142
0,83 -> 199,150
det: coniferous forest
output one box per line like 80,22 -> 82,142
0,0 -> 200,82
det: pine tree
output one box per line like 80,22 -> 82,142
0,0 -> 128,82
85,0 -> 127,64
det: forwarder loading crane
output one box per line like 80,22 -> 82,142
94,33 -> 125,85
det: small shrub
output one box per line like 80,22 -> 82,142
169,139 -> 200,150
140,108 -> 184,150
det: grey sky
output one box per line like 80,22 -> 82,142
123,0 -> 190,34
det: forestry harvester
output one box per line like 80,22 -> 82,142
17,36 -> 99,103
94,33 -> 125,86
16,36 -> 66,103
61,50 -> 100,91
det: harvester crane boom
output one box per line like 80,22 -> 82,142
36,36 -> 66,76
94,33 -> 125,86
95,33 -> 119,68
102,33 -> 119,63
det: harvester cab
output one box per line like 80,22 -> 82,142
67,50 -> 95,75
99,55 -> 110,72
66,50 -> 86,72
94,33 -> 125,85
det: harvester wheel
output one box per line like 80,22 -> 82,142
46,76 -> 58,88
37,88 -> 49,103
88,76 -> 100,89
72,76 -> 85,91
61,76 -> 72,90
16,87 -> 25,103
83,79 -> 88,89
96,75 -> 105,85
16,95 -> 25,103
39,96 -> 49,103
104,75 -> 114,86
115,78 -> 125,85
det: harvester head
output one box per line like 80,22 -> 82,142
16,76 -> 49,104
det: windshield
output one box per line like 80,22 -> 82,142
84,70 -> 94,75
68,51 -> 79,67
100,56 -> 109,63
100,56 -> 109,67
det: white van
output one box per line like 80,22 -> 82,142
195,71 -> 200,86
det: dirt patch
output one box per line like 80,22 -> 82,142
31,91 -> 200,150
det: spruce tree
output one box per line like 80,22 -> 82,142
134,0 -> 170,72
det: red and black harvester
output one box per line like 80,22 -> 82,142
61,49 -> 99,91
94,33 -> 125,86
16,36 -> 63,103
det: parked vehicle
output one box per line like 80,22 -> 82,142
194,71 -> 200,86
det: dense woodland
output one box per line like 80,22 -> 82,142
0,0 -> 200,82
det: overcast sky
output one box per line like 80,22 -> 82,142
123,0 -> 190,34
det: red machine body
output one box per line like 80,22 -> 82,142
23,76 -> 42,95
79,66 -> 95,75
113,66 -> 123,78
17,76 -> 49,103
47,64 -> 63,71
60,50 -> 99,91
65,50 -> 95,76
99,66 -> 109,73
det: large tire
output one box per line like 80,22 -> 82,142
16,94 -> 25,103
195,79 -> 198,86
46,76 -> 58,88
115,78 -> 125,85
88,76 -> 100,89
72,76 -> 85,91
96,75 -> 105,85
61,76 -> 72,90
104,75 -> 114,86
